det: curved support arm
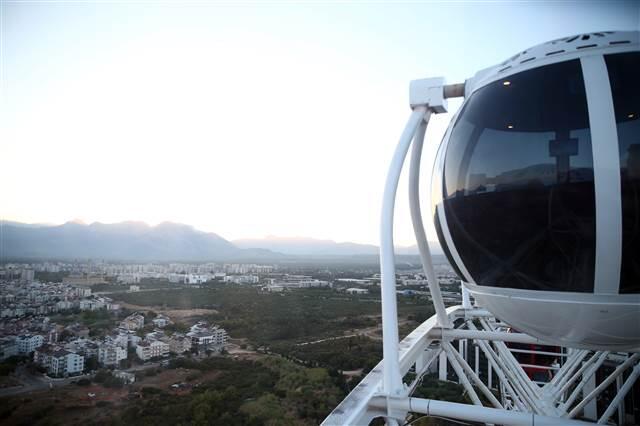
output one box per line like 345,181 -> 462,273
380,106 -> 429,396
408,116 -> 452,328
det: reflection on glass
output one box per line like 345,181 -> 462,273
442,60 -> 596,292
606,52 -> 640,294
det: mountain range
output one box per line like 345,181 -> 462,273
0,220 -> 439,261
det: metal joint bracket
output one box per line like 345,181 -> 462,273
386,394 -> 410,422
409,77 -> 448,113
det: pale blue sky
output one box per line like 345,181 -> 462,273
1,1 -> 638,245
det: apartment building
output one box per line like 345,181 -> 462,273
136,340 -> 169,361
120,313 -> 145,331
168,334 -> 192,354
16,334 -> 44,354
35,346 -> 84,377
98,342 -> 127,367
187,327 -> 227,347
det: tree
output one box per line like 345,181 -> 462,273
190,390 -> 225,426
93,369 -> 111,383
84,356 -> 98,373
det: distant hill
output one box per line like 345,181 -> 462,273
0,221 -> 250,261
1,221 -> 442,261
233,236 -> 441,256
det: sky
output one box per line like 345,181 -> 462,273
1,1 -> 638,245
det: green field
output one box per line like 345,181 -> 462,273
111,286 -> 434,346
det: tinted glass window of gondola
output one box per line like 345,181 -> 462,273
605,52 -> 640,294
443,60 -> 596,292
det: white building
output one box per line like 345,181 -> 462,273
223,275 -> 259,284
346,288 -> 369,295
113,370 -> 136,384
20,269 -> 35,283
269,279 -> 330,289
56,300 -> 74,310
75,287 -> 92,298
79,298 -> 104,311
167,273 -> 186,284
118,274 -> 141,284
151,315 -> 170,328
65,339 -> 99,358
186,274 -> 210,284
35,346 -> 84,377
52,351 -> 84,377
120,313 -> 145,330
16,334 -> 44,354
106,301 -> 120,311
297,279 -> 330,288
129,285 -> 140,292
109,332 -> 130,349
264,285 -> 285,293
136,340 -> 170,361
168,334 -> 192,354
187,326 -> 227,347
98,343 -> 128,367
336,278 -> 373,286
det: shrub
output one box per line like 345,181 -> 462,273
141,386 -> 164,397
103,375 -> 124,388
144,368 -> 158,377
93,369 -> 111,383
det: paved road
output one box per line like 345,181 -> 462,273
0,366 -> 91,397
295,318 -> 416,346
0,361 -> 163,398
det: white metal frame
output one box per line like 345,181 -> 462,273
580,54 -> 622,295
322,304 -> 640,425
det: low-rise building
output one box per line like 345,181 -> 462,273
168,334 -> 192,354
52,350 -> 84,377
151,315 -> 171,328
65,338 -> 99,358
75,287 -> 92,298
223,275 -> 259,284
63,275 -> 106,286
98,342 -> 127,367
79,298 -> 105,311
35,345 -> 84,377
56,300 -> 74,311
185,274 -> 210,285
120,313 -> 145,331
187,326 -> 227,348
136,340 -> 169,361
108,332 -> 130,349
346,288 -> 369,295
113,370 -> 136,384
16,334 -> 44,354
118,273 -> 141,284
